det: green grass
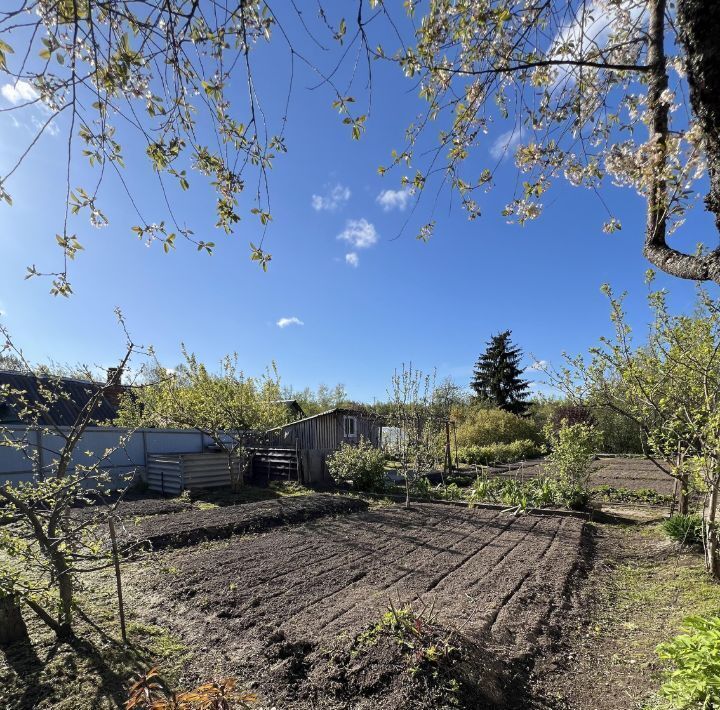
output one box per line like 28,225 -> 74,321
0,566 -> 190,710
125,621 -> 189,665
595,523 -> 720,708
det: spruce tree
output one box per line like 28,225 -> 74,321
471,331 -> 530,415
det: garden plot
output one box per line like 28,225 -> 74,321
118,494 -> 368,550
127,500 -> 586,709
588,457 -> 675,494
476,457 -> 675,495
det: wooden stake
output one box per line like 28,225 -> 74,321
108,518 -> 127,644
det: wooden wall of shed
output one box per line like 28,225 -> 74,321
274,411 -> 380,451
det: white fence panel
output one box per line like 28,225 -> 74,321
0,426 -> 216,489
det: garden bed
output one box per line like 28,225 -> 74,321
118,494 -> 368,551
125,502 -> 587,709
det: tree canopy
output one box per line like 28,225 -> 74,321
1,1 -> 720,291
471,330 -> 530,415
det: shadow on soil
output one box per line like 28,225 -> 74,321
2,633 -> 134,710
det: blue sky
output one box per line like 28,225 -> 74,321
0,7 -> 716,402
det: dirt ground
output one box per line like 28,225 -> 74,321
5,486 -> 713,710
525,506 -> 719,710
474,457 -> 675,496
118,494 -> 368,550
588,458 -> 676,494
123,501 -> 586,709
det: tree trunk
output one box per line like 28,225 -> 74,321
644,0 -> 720,282
704,477 -> 720,580
678,473 -> 690,516
677,0 -> 720,234
56,568 -> 74,640
0,593 -> 29,648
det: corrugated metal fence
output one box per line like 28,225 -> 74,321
146,453 -> 244,494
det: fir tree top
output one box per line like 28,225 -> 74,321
470,330 -> 530,416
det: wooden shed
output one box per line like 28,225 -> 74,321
264,408 -> 381,483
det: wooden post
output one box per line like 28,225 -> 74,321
453,422 -> 459,471
444,420 -> 452,474
108,518 -> 127,644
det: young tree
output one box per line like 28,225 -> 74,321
544,420 -> 603,507
385,364 -> 443,508
0,318 -> 141,640
116,348 -> 289,490
471,331 -> 530,416
552,281 -> 720,576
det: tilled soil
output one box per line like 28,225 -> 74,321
73,496 -> 194,520
119,494 -> 368,551
589,458 -> 675,494
483,457 -> 674,495
129,502 -> 586,709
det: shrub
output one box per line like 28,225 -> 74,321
454,406 -> 540,448
457,439 -> 540,466
544,420 -> 601,507
591,405 -> 645,454
657,616 -> 720,708
410,476 -> 432,497
662,514 -> 704,546
436,482 -> 465,501
327,438 -> 387,492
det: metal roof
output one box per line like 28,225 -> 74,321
0,370 -> 121,426
266,407 -> 379,432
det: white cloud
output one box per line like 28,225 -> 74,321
345,252 -> 359,267
376,187 -> 412,212
311,183 -> 351,211
528,360 -> 547,371
276,316 -> 304,329
31,114 -> 59,136
550,2 -> 645,87
1,80 -> 38,105
490,128 -> 524,160
337,218 -> 378,249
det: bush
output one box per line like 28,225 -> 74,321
530,399 -> 644,454
591,405 -> 644,454
657,616 -> 720,708
410,476 -> 432,497
662,515 -> 703,546
544,420 -> 601,506
457,439 -> 540,466
327,438 -> 387,492
454,406 -> 540,448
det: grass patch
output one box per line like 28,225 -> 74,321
594,523 -> 720,707
0,566 -> 190,710
125,621 -> 187,658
